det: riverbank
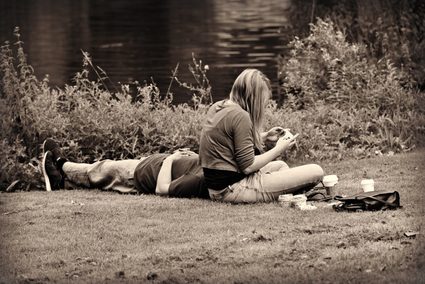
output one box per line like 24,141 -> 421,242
2,18 -> 424,192
1,149 -> 423,283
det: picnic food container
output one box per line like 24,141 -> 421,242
290,194 -> 316,210
278,194 -> 294,207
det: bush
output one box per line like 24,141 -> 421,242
277,19 -> 425,160
330,1 -> 425,89
287,0 -> 425,89
265,100 -> 424,161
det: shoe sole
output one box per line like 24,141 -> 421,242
41,152 -> 52,192
42,139 -> 57,156
42,139 -> 48,153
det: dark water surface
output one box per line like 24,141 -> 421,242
0,0 -> 309,103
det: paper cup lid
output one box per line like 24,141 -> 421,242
323,175 -> 338,186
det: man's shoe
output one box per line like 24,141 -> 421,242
42,138 -> 63,164
41,151 -> 64,191
43,138 -> 68,173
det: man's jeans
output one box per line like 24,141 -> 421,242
62,159 -> 145,193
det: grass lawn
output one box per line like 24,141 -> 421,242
1,149 -> 424,283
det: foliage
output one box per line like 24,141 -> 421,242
0,28 -> 46,190
328,0 -> 425,89
288,0 -> 425,89
277,19 -> 425,161
0,138 -> 42,191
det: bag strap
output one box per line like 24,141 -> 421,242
306,191 -> 332,201
333,202 -> 364,211
336,190 -> 399,201
359,195 -> 399,208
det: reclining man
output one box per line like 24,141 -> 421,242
41,139 -> 209,199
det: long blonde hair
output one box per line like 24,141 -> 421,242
229,69 -> 271,151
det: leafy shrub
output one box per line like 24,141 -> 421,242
0,138 -> 43,191
329,1 -> 425,89
287,0 -> 425,89
173,53 -> 213,106
277,19 -> 425,159
265,100 -> 425,161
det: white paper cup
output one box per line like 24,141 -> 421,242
323,175 -> 338,196
361,179 -> 374,192
323,175 -> 338,187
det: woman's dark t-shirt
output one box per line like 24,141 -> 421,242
199,100 -> 256,191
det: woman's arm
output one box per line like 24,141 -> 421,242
242,134 -> 298,175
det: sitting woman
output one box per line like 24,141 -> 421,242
199,68 -> 324,203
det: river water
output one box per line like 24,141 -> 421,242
0,0 -> 311,103
0,0 -> 412,103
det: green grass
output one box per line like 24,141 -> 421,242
1,150 -> 424,283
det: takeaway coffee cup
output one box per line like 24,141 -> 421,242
361,179 -> 375,192
323,175 -> 338,196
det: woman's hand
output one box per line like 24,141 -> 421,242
243,132 -> 298,175
275,133 -> 299,153
263,127 -> 287,142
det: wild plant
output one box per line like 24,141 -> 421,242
173,52 -> 213,107
288,1 -> 425,88
277,19 -> 424,159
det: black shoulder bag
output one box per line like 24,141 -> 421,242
333,190 -> 401,212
